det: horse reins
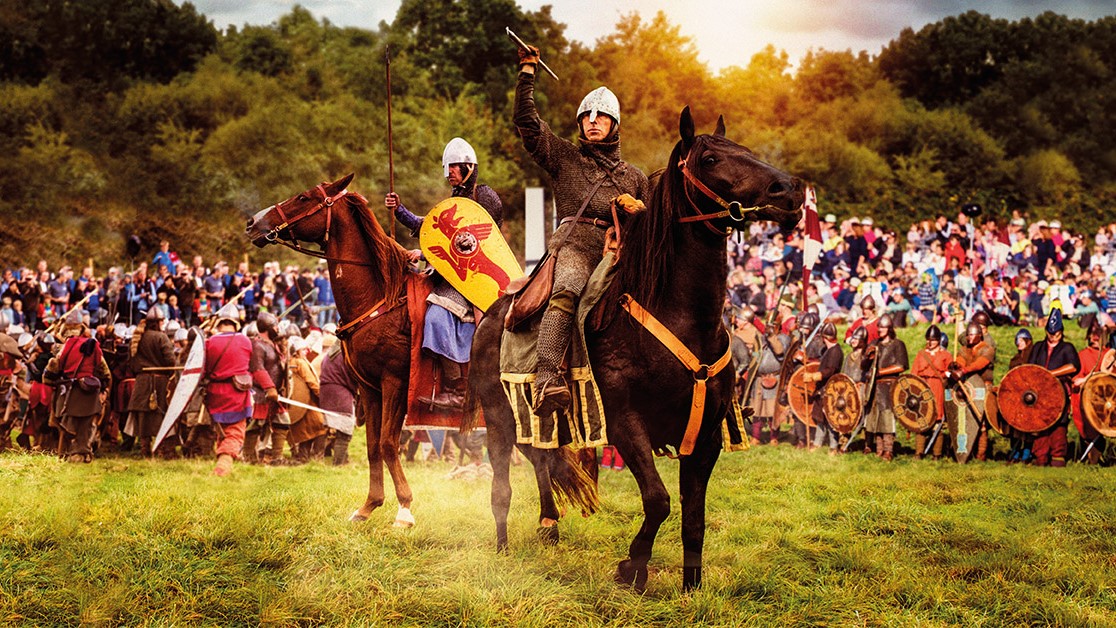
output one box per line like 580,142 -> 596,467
262,186 -> 377,267
676,149 -> 781,236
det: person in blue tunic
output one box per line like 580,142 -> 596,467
384,137 -> 503,410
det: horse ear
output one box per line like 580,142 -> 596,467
679,107 -> 695,149
714,115 -> 726,137
331,173 -> 355,192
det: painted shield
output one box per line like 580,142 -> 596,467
998,364 -> 1065,433
787,363 -> 818,427
822,373 -> 862,434
1081,371 -> 1116,438
152,329 -> 205,452
419,197 -> 524,311
891,374 -> 937,434
945,377 -> 985,463
984,385 -> 1008,435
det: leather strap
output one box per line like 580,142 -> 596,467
559,216 -> 611,229
620,293 -> 732,457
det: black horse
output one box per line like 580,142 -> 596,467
470,107 -> 804,591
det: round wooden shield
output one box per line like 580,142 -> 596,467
998,364 -> 1065,433
787,363 -> 818,427
822,373 -> 861,434
1081,371 -> 1116,438
984,385 -> 1008,435
891,374 -> 937,434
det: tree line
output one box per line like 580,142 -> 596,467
0,0 -> 1113,267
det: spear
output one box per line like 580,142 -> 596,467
506,27 -> 559,81
386,45 -> 397,241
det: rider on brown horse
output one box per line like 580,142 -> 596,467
515,45 -> 651,417
384,137 -> 503,411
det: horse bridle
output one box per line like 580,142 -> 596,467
261,185 -> 375,266
676,146 -> 780,236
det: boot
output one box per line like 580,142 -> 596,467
881,433 -> 895,462
310,433 -> 329,460
268,428 -> 290,465
420,357 -> 467,411
333,432 -> 351,466
214,453 -> 234,476
533,304 -> 573,416
242,429 -> 260,464
863,431 -> 875,455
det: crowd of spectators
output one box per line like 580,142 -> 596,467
0,241 -> 337,333
726,210 -> 1116,329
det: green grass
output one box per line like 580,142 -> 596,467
3,436 -> 1116,627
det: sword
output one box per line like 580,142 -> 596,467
923,418 -> 947,456
506,27 -> 560,81
277,395 -> 351,422
1079,436 -> 1102,462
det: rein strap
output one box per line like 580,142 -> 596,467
620,293 -> 732,457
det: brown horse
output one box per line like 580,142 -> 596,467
244,176 -> 592,528
470,108 -> 803,591
245,175 -> 418,526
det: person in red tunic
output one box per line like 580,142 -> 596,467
1027,308 -> 1080,467
911,325 -> 951,460
1071,322 -> 1113,464
844,296 -> 880,346
43,309 -> 111,463
205,303 -> 275,476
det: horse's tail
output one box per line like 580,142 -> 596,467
550,447 -> 600,517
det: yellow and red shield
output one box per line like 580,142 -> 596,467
419,197 -> 523,311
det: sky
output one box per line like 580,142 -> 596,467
185,0 -> 1113,70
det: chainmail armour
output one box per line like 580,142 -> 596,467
865,337 -> 909,433
514,71 -> 650,384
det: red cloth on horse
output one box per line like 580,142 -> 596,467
404,273 -> 482,430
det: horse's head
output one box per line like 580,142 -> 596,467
245,173 -> 355,248
673,107 -> 803,234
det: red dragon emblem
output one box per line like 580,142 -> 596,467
427,203 -> 511,291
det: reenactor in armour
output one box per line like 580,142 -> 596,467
862,315 -> 908,461
1071,322 -> 1111,464
745,310 -> 789,445
949,321 -> 996,461
43,309 -> 111,463
787,310 -> 821,447
246,311 -> 285,464
911,325 -> 951,459
1006,328 -> 1035,463
808,322 -> 844,453
845,296 -> 881,346
514,43 -> 651,416
1026,309 -> 1080,467
127,308 -> 176,456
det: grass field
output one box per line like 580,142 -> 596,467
3,430 -> 1116,627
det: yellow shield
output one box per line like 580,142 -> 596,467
419,197 -> 523,311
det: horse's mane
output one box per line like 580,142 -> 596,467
615,139 -> 688,309
343,192 -> 410,301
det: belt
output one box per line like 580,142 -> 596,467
559,216 -> 611,229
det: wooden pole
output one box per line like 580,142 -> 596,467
386,45 -> 397,241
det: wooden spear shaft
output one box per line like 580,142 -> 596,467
386,45 -> 397,241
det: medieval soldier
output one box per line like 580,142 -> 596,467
911,325 -> 951,460
844,296 -> 880,346
1072,322 -> 1111,464
43,309 -> 111,463
841,326 -> 870,449
246,311 -> 287,464
21,333 -> 56,452
806,322 -> 843,454
514,44 -> 651,416
385,137 -> 503,411
787,310 -> 821,448
288,335 -> 328,462
1026,308 -> 1080,467
126,308 -> 177,456
746,310 -> 789,445
946,321 -> 996,461
318,340 -> 357,466
1006,328 -> 1035,463
206,303 -> 272,476
863,315 -> 908,461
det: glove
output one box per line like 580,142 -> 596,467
517,44 -> 540,68
611,194 -> 646,215
265,387 -> 279,403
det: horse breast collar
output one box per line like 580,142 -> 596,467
619,293 -> 732,457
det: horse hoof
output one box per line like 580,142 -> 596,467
348,510 -> 368,522
536,524 -> 559,545
393,506 -> 415,529
683,566 -> 702,591
615,559 -> 648,593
